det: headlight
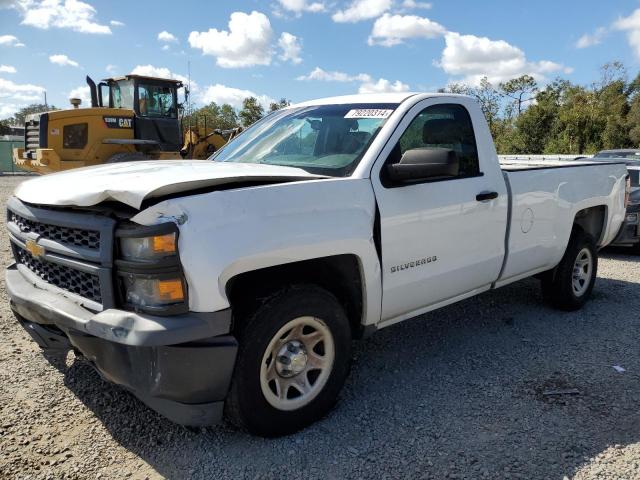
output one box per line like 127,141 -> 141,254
115,222 -> 187,315
120,273 -> 186,310
627,213 -> 638,223
120,232 -> 177,261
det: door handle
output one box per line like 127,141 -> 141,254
476,191 -> 498,202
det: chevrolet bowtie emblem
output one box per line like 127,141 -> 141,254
25,239 -> 45,258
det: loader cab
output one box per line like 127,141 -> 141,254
93,74 -> 183,151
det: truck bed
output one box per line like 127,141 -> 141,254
496,158 -> 627,288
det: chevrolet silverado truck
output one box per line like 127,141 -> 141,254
6,93 -> 629,437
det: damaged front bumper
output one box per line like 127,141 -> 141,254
7,263 -> 238,426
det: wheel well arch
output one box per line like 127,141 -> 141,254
224,254 -> 365,338
573,205 -> 606,246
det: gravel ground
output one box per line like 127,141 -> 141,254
1,175 -> 639,480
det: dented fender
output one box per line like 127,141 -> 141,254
131,178 -> 382,325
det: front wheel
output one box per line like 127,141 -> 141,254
541,229 -> 597,311
225,285 -> 352,437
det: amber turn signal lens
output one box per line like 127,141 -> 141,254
120,232 -> 177,261
152,233 -> 177,254
157,279 -> 184,302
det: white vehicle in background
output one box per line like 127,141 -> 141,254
6,93 -> 629,436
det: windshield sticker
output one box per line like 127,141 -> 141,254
344,109 -> 393,119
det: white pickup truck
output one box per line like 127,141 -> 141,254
6,93 -> 629,436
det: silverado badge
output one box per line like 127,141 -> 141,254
25,239 -> 45,259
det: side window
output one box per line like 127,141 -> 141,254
395,103 -> 480,177
138,84 -> 176,118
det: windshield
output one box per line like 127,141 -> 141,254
211,103 -> 397,176
111,80 -> 134,109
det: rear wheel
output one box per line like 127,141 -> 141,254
541,229 -> 597,311
225,285 -> 352,437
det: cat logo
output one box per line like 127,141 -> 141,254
103,116 -> 133,129
25,239 -> 45,259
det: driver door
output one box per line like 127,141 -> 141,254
371,99 -> 508,323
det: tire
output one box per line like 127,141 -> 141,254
105,152 -> 149,163
225,285 -> 352,437
541,229 -> 597,311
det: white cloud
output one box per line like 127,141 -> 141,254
0,34 -> 24,46
105,64 -> 117,74
297,66 -> 370,82
358,78 -> 409,93
199,84 -> 274,109
278,32 -> 302,64
161,45 -> 170,51
614,9 -> 640,59
189,11 -> 274,68
68,85 -> 90,105
49,54 -> 80,67
576,27 -> 607,48
368,13 -> 445,46
158,30 -> 178,43
110,19 -> 124,27
0,104 -> 20,119
130,65 -> 189,85
0,77 -> 46,118
438,32 -> 569,85
400,0 -> 432,9
332,0 -> 391,23
277,0 -> 325,14
297,66 -> 409,93
0,64 -> 16,73
20,0 -> 112,34
0,78 -> 44,101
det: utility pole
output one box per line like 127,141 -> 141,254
44,91 -> 48,109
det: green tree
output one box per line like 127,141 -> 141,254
594,63 -> 631,150
471,77 -> 501,138
499,75 -> 538,117
239,97 -> 265,126
7,103 -> 56,125
183,102 -> 239,131
0,119 -> 11,135
269,98 -> 290,112
219,104 -> 239,129
504,86 -> 561,154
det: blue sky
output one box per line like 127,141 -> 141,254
1,0 -> 639,119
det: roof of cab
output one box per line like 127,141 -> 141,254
289,92 -> 471,108
102,74 -> 184,85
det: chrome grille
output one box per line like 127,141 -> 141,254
15,245 -> 102,303
7,197 -> 116,309
9,211 -> 101,250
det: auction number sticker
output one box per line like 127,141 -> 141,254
344,109 -> 393,119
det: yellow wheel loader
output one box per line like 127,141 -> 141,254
12,74 -> 237,174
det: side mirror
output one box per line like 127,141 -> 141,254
386,148 -> 459,183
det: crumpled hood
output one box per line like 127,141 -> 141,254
15,160 -> 326,209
